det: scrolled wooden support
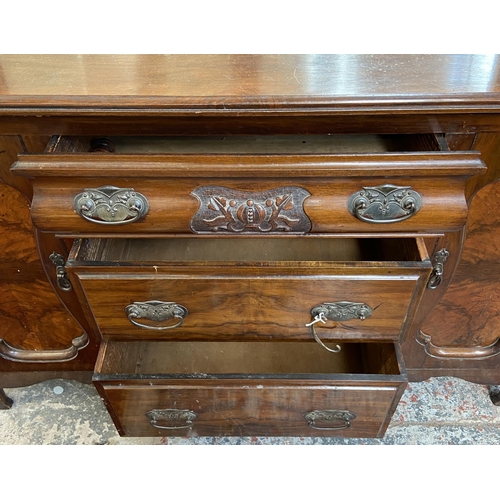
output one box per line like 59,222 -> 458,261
0,332 -> 89,363
416,330 -> 500,360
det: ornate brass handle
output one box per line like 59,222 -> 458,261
348,184 -> 422,223
73,185 -> 149,225
125,301 -> 188,330
304,410 -> 357,431
306,302 -> 374,353
146,409 -> 198,430
427,248 -> 450,289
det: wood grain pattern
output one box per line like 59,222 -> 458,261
94,340 -> 406,437
13,144 -> 485,236
100,383 -> 400,438
1,56 -> 500,138
4,114 -> 500,137
1,55 -> 500,428
1,55 -> 499,111
0,137 -> 81,350
420,181 -> 500,348
402,132 -> 500,379
68,237 -> 430,342
0,135 -> 98,366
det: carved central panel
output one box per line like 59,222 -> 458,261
190,186 -> 312,234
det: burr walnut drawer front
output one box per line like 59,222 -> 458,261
12,134 -> 485,236
93,340 -> 407,438
67,237 -> 432,342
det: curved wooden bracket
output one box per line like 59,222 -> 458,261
0,332 -> 88,363
417,330 -> 500,360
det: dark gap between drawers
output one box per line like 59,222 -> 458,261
48,133 -> 443,155
70,237 -> 424,265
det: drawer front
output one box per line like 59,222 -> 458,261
97,381 -> 402,438
14,152 -> 485,235
73,270 -> 428,342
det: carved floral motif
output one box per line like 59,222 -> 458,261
190,186 -> 312,234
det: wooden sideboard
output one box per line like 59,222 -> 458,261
1,54 -> 500,437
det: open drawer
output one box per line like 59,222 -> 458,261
12,134 -> 485,235
67,236 -> 432,342
93,340 -> 408,438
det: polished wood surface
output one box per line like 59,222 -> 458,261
94,340 -> 405,437
13,133 -> 485,236
1,55 -> 500,434
2,56 -> 500,136
401,132 -> 500,382
0,136 -> 85,351
421,181 -> 500,348
100,383 -> 401,438
1,55 -> 500,110
69,237 -> 430,342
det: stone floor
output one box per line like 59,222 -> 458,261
1,376 -> 499,444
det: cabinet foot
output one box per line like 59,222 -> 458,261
0,388 -> 13,409
488,386 -> 500,406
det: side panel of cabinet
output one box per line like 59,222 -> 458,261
0,135 -> 97,386
404,133 -> 500,383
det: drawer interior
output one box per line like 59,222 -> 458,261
95,341 -> 403,380
49,133 -> 443,154
70,237 -> 428,265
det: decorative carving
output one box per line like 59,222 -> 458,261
49,252 -> 72,291
0,333 -> 89,363
310,301 -> 373,322
348,184 -> 422,223
190,186 -> 312,234
146,409 -> 198,430
427,248 -> 450,289
304,410 -> 357,430
126,301 -> 188,330
73,185 -> 149,225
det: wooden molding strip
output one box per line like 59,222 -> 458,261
0,333 -> 89,363
417,330 -> 500,360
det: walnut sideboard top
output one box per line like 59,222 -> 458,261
1,55 -> 500,135
0,54 -> 500,106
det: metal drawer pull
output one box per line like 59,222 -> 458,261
146,409 -> 198,430
306,302 -> 374,353
49,252 -> 72,291
427,248 -> 450,289
304,410 -> 357,431
348,184 -> 422,223
74,185 -> 149,225
126,301 -> 188,330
